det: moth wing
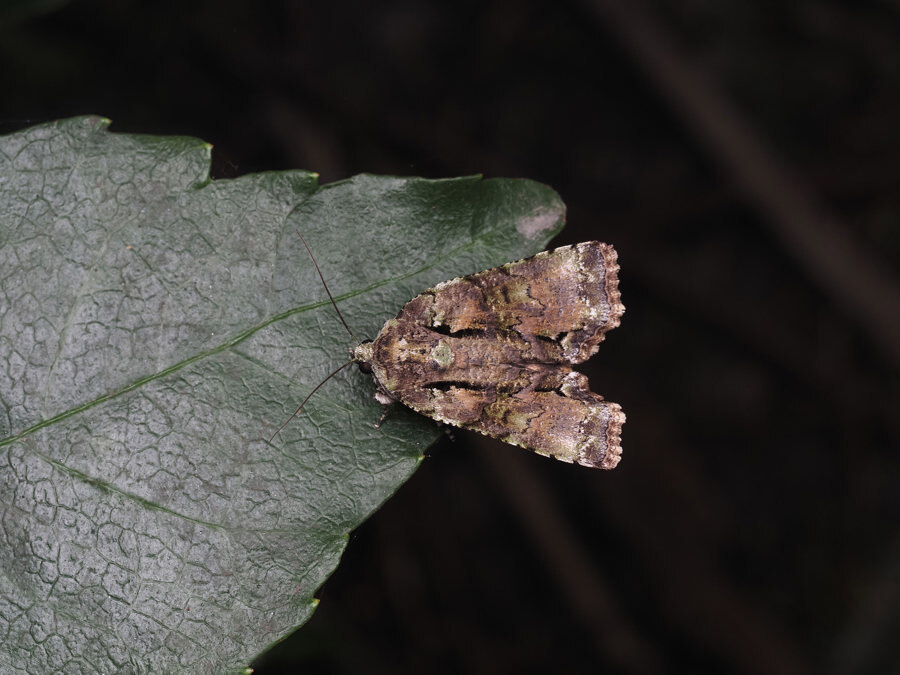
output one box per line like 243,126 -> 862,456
398,378 -> 623,470
488,390 -> 624,470
378,362 -> 623,470
400,241 -> 624,364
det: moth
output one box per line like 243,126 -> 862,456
274,237 -> 626,470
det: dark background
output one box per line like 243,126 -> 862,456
3,1 -> 899,673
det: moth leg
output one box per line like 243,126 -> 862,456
375,403 -> 395,428
370,380 -> 399,428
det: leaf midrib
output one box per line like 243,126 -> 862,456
1,238 -> 477,449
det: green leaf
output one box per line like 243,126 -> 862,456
0,116 -> 564,672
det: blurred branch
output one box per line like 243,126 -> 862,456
592,407 -> 815,675
832,536 -> 900,674
598,226 -> 900,440
478,446 -> 662,674
583,0 -> 900,370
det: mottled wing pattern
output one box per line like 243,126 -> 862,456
401,373 -> 625,470
425,240 -> 624,362
360,242 -> 625,469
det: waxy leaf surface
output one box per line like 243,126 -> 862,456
0,116 -> 564,672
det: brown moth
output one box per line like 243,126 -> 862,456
277,239 -> 626,470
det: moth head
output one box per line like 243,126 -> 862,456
352,340 -> 375,373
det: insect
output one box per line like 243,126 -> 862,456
272,235 -> 625,470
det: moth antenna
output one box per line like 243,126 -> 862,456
296,231 -> 359,344
268,359 -> 354,442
